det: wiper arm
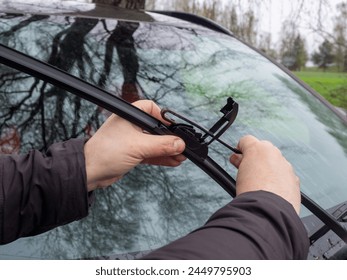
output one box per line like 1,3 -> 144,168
301,197 -> 347,244
306,200 -> 347,244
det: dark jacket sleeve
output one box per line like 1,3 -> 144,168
0,139 -> 91,245
142,191 -> 309,260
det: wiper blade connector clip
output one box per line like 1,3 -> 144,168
161,97 -> 241,160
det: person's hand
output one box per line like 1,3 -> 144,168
229,135 -> 301,214
84,100 -> 186,191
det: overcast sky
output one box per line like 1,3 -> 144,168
257,0 -> 345,52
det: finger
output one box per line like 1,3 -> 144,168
172,154 -> 187,162
142,154 -> 187,165
229,153 -> 243,168
142,155 -> 186,166
132,100 -> 171,125
237,135 -> 260,153
139,134 -> 186,159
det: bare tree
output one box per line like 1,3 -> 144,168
145,0 -> 156,10
279,20 -> 308,71
258,32 -> 277,59
333,3 -> 347,72
167,0 -> 260,47
293,0 -> 347,71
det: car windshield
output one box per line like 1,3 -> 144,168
1,13 -> 347,259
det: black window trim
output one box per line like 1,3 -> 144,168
1,43 -> 347,244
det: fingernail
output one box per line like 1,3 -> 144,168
174,139 -> 185,152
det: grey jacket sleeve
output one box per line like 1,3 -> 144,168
142,191 -> 309,260
0,139 -> 91,245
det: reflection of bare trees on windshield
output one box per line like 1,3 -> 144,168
0,15 -> 145,258
0,14 -> 49,43
0,17 -> 101,151
0,15 -> 234,259
99,20 -> 141,103
31,185 -> 141,259
123,165 -> 225,245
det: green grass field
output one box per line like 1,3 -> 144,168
293,70 -> 347,110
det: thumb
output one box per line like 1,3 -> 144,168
139,134 -> 185,159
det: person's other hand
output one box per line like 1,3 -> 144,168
84,100 -> 186,191
229,135 -> 301,214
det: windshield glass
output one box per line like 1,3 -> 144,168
1,13 -> 347,259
